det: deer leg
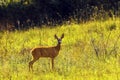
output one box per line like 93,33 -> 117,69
29,58 -> 39,71
29,60 -> 34,72
51,58 -> 54,70
29,62 -> 31,71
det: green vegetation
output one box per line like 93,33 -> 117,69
0,18 -> 120,80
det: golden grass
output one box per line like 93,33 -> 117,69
0,18 -> 120,80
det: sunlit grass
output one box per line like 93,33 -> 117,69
0,18 -> 120,80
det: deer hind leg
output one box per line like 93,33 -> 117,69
29,58 -> 39,71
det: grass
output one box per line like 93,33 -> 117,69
0,18 -> 120,80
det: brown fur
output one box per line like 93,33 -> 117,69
29,34 -> 64,71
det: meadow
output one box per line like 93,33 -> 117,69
0,18 -> 120,80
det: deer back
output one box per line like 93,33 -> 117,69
31,46 -> 60,58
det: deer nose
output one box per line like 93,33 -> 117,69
58,39 -> 61,43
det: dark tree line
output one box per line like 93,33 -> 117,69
0,0 -> 119,30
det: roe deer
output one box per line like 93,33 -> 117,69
29,33 -> 64,71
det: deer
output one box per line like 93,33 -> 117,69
29,33 -> 64,71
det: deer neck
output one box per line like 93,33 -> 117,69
55,43 -> 61,51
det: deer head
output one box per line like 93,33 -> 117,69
54,33 -> 64,44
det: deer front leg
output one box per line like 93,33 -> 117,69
51,58 -> 54,70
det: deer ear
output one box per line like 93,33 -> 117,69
54,34 -> 58,39
61,33 -> 64,39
